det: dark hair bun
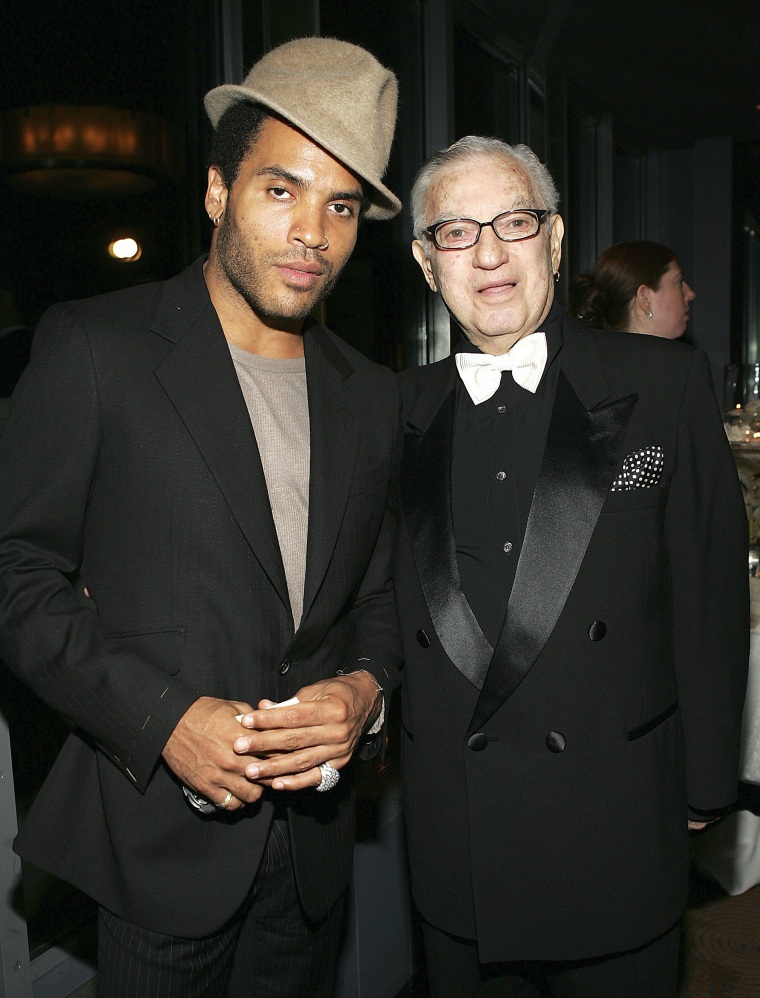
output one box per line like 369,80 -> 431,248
568,273 -> 606,327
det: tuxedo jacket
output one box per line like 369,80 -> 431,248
395,314 -> 748,962
0,258 -> 402,937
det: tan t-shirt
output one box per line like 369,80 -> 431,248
228,343 -> 309,628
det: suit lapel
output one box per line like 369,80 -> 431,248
300,327 -> 360,625
402,359 -> 493,689
151,261 -> 290,609
469,325 -> 638,732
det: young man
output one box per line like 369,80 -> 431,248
395,135 -> 748,996
0,37 -> 402,996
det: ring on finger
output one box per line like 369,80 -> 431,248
216,790 -> 234,809
316,763 -> 340,793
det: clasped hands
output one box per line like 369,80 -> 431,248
163,672 -> 382,812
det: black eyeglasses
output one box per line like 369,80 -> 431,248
425,208 -> 551,251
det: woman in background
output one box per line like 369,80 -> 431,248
570,240 -> 696,339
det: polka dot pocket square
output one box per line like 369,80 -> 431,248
610,445 -> 664,492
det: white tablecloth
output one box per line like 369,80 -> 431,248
690,630 -> 760,895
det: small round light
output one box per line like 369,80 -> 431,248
108,237 -> 141,261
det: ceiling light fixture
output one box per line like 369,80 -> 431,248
1,104 -> 180,198
108,237 -> 142,261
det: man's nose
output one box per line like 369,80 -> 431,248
290,205 -> 328,250
472,225 -> 507,267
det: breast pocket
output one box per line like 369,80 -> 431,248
106,626 -> 188,676
602,485 -> 668,514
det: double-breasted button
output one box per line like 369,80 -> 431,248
588,621 -> 607,641
279,660 -> 290,675
546,731 -> 566,753
468,732 -> 488,751
416,629 -> 431,648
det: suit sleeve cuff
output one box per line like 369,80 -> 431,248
688,804 -> 730,823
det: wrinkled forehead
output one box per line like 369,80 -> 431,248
427,153 -> 538,221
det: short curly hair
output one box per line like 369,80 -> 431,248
207,100 -> 270,188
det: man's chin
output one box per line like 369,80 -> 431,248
275,278 -> 338,319
465,325 -> 525,354
244,290 -> 325,326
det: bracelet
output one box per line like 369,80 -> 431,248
337,668 -> 385,735
351,667 -> 384,694
336,666 -> 383,693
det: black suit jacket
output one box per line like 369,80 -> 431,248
395,314 -> 748,962
0,258 -> 402,936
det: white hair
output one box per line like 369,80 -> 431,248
410,135 -> 560,243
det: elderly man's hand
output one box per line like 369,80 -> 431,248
233,672 -> 383,792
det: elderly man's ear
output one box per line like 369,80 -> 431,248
550,214 -> 564,274
412,239 -> 439,292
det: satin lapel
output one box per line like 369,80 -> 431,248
469,368 -> 638,732
402,365 -> 493,690
153,285 -> 289,609
300,328 -> 359,624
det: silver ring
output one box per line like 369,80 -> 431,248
316,763 -> 340,792
216,790 -> 234,809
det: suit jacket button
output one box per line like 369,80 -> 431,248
588,621 -> 607,641
468,732 -> 488,751
416,629 -> 431,648
546,731 -> 566,753
279,660 -> 290,675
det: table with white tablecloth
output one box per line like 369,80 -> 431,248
690,619 -> 760,895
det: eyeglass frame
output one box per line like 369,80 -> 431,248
423,208 -> 552,251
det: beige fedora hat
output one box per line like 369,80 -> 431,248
204,37 -> 401,221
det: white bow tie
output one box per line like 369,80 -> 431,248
455,332 -> 548,404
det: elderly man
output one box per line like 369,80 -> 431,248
0,38 -> 402,996
395,135 -> 748,996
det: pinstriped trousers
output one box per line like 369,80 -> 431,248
97,816 -> 345,997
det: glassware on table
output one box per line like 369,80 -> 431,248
724,364 -> 760,447
725,365 -> 760,546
